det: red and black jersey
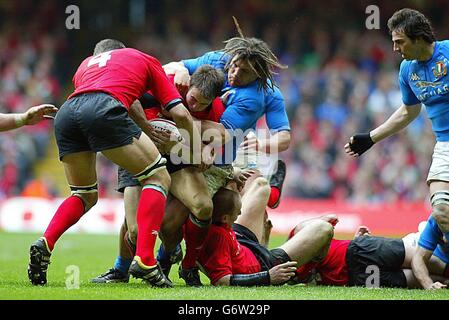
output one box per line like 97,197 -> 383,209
295,239 -> 351,286
69,48 -> 181,110
198,223 -> 261,285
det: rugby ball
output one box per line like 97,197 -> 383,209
148,118 -> 183,142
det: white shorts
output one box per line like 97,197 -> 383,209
427,141 -> 449,184
233,132 -> 278,179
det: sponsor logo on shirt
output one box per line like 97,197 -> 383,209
410,73 -> 420,81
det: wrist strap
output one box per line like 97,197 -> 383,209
230,271 -> 270,286
14,114 -> 26,127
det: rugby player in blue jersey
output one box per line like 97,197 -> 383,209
412,215 -> 449,289
345,8 -> 449,289
161,36 -> 291,285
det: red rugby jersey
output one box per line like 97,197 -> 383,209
295,239 -> 351,286
69,48 -> 181,109
143,74 -> 225,122
198,223 -> 261,285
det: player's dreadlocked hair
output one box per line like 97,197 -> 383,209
223,17 -> 287,91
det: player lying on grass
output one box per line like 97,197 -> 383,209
91,65 -> 232,284
197,187 -> 334,286
291,221 -> 449,289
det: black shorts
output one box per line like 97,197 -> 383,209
232,223 -> 290,271
346,236 -> 407,288
116,156 -> 192,193
55,92 -> 142,160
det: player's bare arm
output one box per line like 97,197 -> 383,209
345,103 -> 421,157
412,246 -> 447,289
242,130 -> 291,154
163,61 -> 190,95
128,100 -> 172,153
0,104 -> 57,132
199,120 -> 232,147
214,261 -> 297,286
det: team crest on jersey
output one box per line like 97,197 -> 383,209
432,61 -> 447,78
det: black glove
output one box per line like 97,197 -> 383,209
348,133 -> 374,155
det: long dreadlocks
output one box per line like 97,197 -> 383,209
222,17 -> 287,91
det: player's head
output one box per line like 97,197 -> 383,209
186,65 -> 225,112
223,36 -> 287,90
387,8 -> 435,60
93,39 -> 126,55
211,188 -> 242,227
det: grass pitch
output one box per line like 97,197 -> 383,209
1,231 -> 449,300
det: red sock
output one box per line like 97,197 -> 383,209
135,187 -> 166,267
267,186 -> 281,208
182,215 -> 210,269
43,196 -> 85,251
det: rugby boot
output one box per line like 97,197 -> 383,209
269,160 -> 286,209
28,238 -> 52,286
91,268 -> 129,283
129,258 -> 173,288
178,266 -> 202,287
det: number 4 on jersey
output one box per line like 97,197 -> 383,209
88,51 -> 112,68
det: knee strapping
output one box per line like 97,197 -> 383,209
69,182 -> 98,195
142,184 -> 168,198
431,191 -> 449,207
134,154 -> 167,182
189,213 -> 211,228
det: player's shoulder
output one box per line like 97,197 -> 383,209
437,40 -> 449,51
399,59 -> 415,79
204,50 -> 230,61
264,84 -> 284,101
399,59 -> 412,71
209,223 -> 232,238
201,51 -> 230,68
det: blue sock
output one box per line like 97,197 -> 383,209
157,243 -> 182,262
157,243 -> 170,262
113,256 -> 132,274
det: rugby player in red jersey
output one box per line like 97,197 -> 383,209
27,39 -> 203,287
91,65 -> 230,284
197,188 -> 334,286
292,223 -> 449,288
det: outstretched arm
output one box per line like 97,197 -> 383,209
345,103 -> 421,157
241,130 -> 291,154
215,261 -> 298,286
0,104 -> 57,132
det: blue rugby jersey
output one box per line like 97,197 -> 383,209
418,215 -> 449,263
183,51 -> 290,164
399,40 -> 449,141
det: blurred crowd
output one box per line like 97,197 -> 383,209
0,1 -> 67,199
1,0 -> 449,202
